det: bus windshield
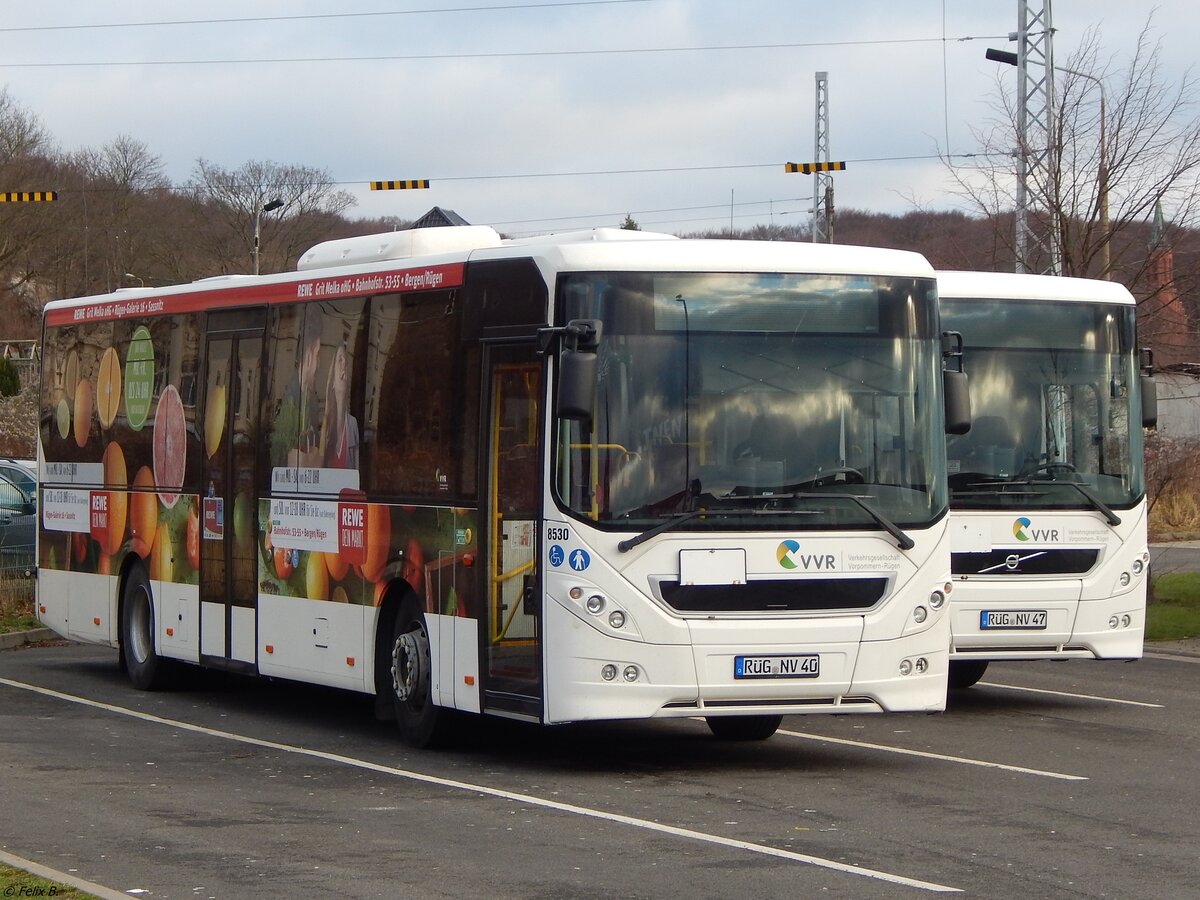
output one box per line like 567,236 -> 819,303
555,271 -> 947,533
942,298 -> 1144,510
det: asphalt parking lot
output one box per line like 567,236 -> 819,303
1,641 -> 1197,899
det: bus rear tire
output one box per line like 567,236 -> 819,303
705,714 -> 782,741
121,565 -> 175,691
948,659 -> 989,689
389,595 -> 450,748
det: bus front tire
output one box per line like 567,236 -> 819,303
948,659 -> 989,689
389,596 -> 450,748
705,714 -> 782,741
120,565 -> 175,691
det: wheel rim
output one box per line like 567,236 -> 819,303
128,584 -> 153,665
391,621 -> 429,709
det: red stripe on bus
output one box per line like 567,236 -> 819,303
45,262 -> 466,327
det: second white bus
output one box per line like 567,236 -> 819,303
939,270 -> 1157,688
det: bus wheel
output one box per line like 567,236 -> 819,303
389,596 -> 448,747
705,714 -> 782,741
121,565 -> 174,691
948,659 -> 989,689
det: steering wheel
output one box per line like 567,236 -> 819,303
1020,461 -> 1077,478
809,466 -> 865,487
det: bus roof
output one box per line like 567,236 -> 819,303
43,228 -> 937,327
937,270 -> 1136,306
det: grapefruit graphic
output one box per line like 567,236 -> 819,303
96,346 -> 122,428
153,383 -> 186,509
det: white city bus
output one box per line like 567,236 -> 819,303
939,270 -> 1157,688
35,226 -> 967,745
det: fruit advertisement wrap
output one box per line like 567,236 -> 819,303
258,499 -> 479,616
39,318 -> 202,584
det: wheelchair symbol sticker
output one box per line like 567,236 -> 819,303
549,544 -> 565,567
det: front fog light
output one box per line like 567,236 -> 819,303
929,590 -> 946,610
623,665 -> 640,682
913,605 -> 928,624
586,594 -> 606,614
899,659 -> 913,676
601,664 -> 617,681
608,610 -> 626,629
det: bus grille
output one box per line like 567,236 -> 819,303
658,578 -> 887,613
952,548 -> 1100,576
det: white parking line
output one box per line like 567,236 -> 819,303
0,676 -> 962,894
980,682 -> 1164,708
0,848 -> 131,900
777,728 -> 1088,781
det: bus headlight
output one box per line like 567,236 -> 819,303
1131,558 -> 1145,576
913,606 -> 928,624
1119,572 -> 1131,587
586,594 -> 606,614
1108,616 -> 1119,629
929,590 -> 946,610
608,610 -> 626,629
601,664 -> 618,681
899,659 -> 913,676
623,665 -> 640,682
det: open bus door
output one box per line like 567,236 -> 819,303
199,310 -> 265,671
481,345 -> 545,719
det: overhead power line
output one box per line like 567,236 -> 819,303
0,36 -> 972,69
0,1 -> 652,33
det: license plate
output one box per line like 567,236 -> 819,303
980,609 -> 1048,630
734,654 -> 820,679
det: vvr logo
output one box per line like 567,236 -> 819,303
777,540 -> 837,571
1012,516 -> 1060,543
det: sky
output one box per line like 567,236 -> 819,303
2,0 -> 1199,237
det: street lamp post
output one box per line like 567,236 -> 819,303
254,198 -> 284,275
987,49 -> 1109,279
123,272 -> 144,288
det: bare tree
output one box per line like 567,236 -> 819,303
949,19 -> 1200,272
186,159 -> 356,274
948,17 -> 1200,361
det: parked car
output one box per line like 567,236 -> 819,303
0,467 -> 35,571
0,458 -> 36,501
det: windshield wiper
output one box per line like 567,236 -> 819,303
1018,478 -> 1122,526
617,509 -> 710,553
616,492 -> 915,553
793,492 -> 915,550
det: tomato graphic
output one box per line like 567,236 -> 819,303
274,546 -> 294,580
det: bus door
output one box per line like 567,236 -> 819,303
199,310 -> 265,671
481,345 -> 544,719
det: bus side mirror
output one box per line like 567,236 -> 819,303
1140,347 -> 1158,429
555,319 -> 602,421
942,331 -> 972,435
